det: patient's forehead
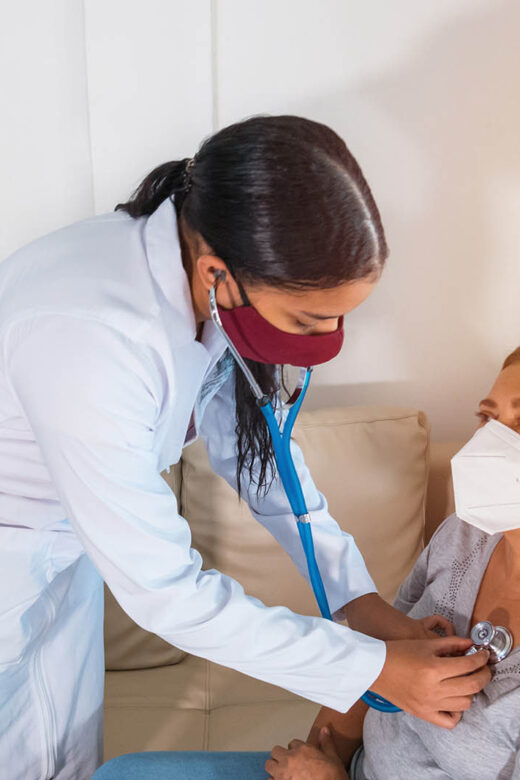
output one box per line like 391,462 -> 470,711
486,362 -> 520,403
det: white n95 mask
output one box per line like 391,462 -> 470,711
451,419 -> 520,534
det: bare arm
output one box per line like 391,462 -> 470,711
335,593 -> 454,641
308,700 -> 368,768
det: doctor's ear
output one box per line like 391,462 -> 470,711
195,254 -> 229,290
195,255 -> 242,309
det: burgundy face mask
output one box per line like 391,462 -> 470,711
212,275 -> 344,367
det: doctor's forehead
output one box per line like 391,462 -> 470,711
481,362 -> 520,406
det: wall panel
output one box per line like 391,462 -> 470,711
0,0 -> 93,258
1,1 -> 518,440
215,0 -> 520,439
83,0 -> 213,214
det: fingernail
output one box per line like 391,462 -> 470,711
321,726 -> 330,736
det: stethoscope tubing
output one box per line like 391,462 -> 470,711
208,284 -> 399,712
258,372 -> 399,713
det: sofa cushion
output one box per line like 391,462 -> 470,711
104,656 -> 318,758
104,658 -> 209,759
181,406 -> 429,612
104,464 -> 187,670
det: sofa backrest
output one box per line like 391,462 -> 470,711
105,405 -> 447,670
426,441 -> 459,542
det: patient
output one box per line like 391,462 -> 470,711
267,346 -> 520,780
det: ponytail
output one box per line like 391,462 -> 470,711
115,159 -> 193,218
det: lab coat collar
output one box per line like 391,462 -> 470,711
144,197 -> 196,343
143,197 -> 228,371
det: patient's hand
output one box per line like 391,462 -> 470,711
265,728 -> 349,780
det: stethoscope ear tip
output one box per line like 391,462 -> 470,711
214,269 -> 227,283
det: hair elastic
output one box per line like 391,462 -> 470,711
183,157 -> 196,192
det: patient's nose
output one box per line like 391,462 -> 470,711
497,413 -> 520,432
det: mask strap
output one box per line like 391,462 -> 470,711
236,280 -> 251,307
214,267 -> 251,306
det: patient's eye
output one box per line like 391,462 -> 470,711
475,411 -> 491,425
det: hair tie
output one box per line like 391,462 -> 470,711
183,156 -> 196,193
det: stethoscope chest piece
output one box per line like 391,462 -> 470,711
466,620 -> 514,663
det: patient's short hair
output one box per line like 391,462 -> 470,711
503,346 -> 520,370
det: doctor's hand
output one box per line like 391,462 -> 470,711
265,728 -> 349,780
371,636 -> 491,729
418,613 -> 456,639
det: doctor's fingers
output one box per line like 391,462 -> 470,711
437,647 -> 491,680
431,635 -> 475,657
437,696 -> 473,713
440,663 -> 492,699
422,614 -> 456,637
428,710 -> 463,730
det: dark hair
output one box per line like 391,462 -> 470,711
116,115 -> 388,496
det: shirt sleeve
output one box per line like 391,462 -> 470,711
5,314 -> 385,713
392,544 -> 431,614
198,371 -> 378,615
513,750 -> 520,777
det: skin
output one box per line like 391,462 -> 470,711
177,217 -> 491,760
179,216 -> 378,334
267,359 -> 520,780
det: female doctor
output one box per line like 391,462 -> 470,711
0,115 -> 490,780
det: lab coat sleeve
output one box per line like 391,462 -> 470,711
198,371 -> 378,615
6,314 -> 385,713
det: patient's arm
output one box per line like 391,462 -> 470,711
267,729 -> 349,780
308,699 -> 369,768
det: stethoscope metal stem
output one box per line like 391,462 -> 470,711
209,285 -> 265,401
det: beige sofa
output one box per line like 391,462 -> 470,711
103,405 -> 464,761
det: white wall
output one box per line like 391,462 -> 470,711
2,0 -> 519,440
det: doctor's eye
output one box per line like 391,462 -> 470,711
294,320 -> 314,331
475,411 -> 492,425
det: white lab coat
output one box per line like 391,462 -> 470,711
0,198 -> 386,780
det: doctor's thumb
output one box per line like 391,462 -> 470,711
432,634 -> 475,657
319,726 -> 338,758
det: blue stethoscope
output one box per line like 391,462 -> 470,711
209,284 -> 399,713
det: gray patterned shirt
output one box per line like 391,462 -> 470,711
355,514 -> 520,779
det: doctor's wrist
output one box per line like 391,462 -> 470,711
335,593 -> 418,641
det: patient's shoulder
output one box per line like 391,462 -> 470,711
428,513 -> 490,559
